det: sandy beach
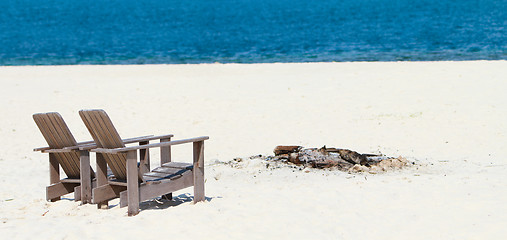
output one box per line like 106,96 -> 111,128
0,61 -> 506,239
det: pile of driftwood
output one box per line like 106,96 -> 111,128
272,145 -> 410,172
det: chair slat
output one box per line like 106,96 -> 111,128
161,162 -> 193,170
152,166 -> 189,175
91,110 -> 124,148
34,114 -> 73,175
80,111 -> 125,178
143,173 -> 182,182
47,113 -> 81,177
43,114 -> 80,178
92,111 -> 127,179
104,153 -> 127,180
33,113 -> 80,178
84,111 -> 108,147
79,110 -> 102,147
79,110 -> 132,181
34,114 -> 74,177
48,112 -> 78,146
97,111 -> 125,148
89,111 -> 126,178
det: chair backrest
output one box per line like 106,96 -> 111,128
79,109 -> 129,180
33,112 -> 81,179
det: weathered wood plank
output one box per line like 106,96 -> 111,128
151,166 -> 188,175
92,184 -> 126,204
79,150 -> 92,204
139,141 -> 150,175
80,109 -> 127,180
78,110 -> 102,147
193,141 -> 205,203
74,186 -> 81,201
91,136 -> 210,154
142,176 -> 164,182
96,155 -> 108,191
46,182 -> 79,201
34,146 -> 51,152
95,153 -> 109,208
143,174 -> 182,182
126,150 -> 140,216
42,149 -> 76,153
145,168 -> 187,182
161,162 -> 193,170
60,178 -> 81,183
108,180 -> 128,187
144,172 -> 173,178
49,153 -> 60,184
69,135 -> 154,150
160,137 -> 172,165
94,110 -> 125,148
140,177 -> 162,183
103,153 -> 126,180
50,112 -> 78,147
36,113 -> 78,178
139,171 -> 194,203
44,113 -> 80,177
160,138 -> 173,200
75,135 -> 174,150
49,153 -> 60,202
119,190 -> 128,208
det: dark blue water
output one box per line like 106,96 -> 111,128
0,0 -> 505,65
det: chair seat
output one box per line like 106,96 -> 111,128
161,162 -> 193,170
144,162 -> 193,182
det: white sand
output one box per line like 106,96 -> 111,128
0,61 -> 506,239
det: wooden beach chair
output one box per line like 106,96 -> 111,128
79,109 -> 208,216
33,112 -> 96,203
33,112 -> 164,204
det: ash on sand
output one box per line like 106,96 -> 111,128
232,146 -> 413,174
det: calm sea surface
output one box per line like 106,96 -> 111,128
0,0 -> 505,65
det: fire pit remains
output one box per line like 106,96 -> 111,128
271,145 -> 410,173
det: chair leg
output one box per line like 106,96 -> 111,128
80,150 -> 92,204
49,153 -> 61,202
126,150 -> 140,216
139,141 -> 150,175
160,137 -> 172,165
193,141 -> 205,203
74,186 -> 81,201
96,153 -> 109,209
161,138 -> 172,201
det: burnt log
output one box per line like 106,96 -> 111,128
310,159 -> 354,170
289,153 -> 301,164
337,149 -> 369,166
274,146 -> 302,156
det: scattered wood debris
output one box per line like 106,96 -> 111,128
269,145 -> 411,173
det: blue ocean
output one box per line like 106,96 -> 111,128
0,0 -> 505,65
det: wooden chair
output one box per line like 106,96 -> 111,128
33,112 -> 97,203
33,112 -> 167,204
79,109 -> 208,216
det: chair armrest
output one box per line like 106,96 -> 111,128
129,134 -> 174,142
35,135 -> 165,152
75,140 -> 95,145
91,136 -> 209,154
34,146 -> 51,152
76,134 -> 174,150
35,139 -> 98,151
69,143 -> 97,150
41,148 -> 76,153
